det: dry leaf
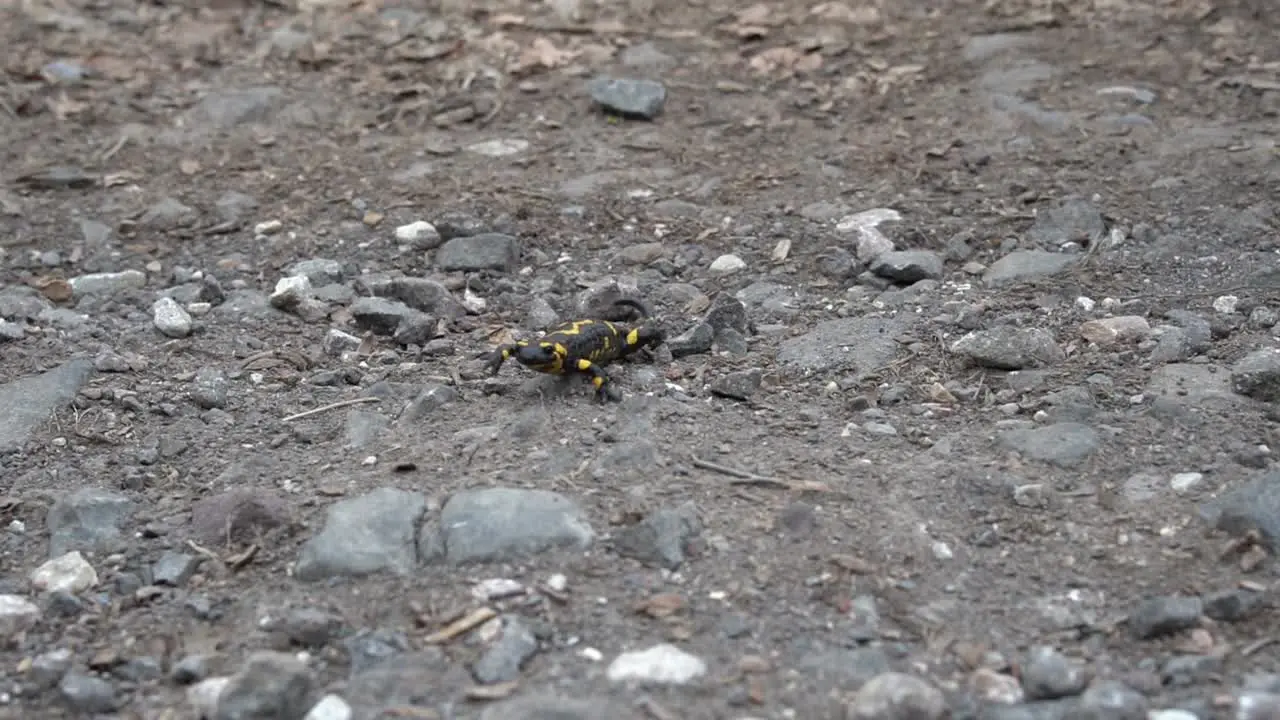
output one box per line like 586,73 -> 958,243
510,37 -> 579,75
635,593 -> 687,618
32,277 -> 72,303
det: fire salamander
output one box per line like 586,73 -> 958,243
482,298 -> 664,402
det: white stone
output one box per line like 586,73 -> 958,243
270,275 -> 312,309
394,221 -> 439,245
836,207 -> 900,263
152,296 -> 193,338
606,643 -> 707,685
1075,296 -> 1096,311
709,254 -> 746,275
1149,710 -> 1198,720
467,138 -> 529,156
254,219 -> 283,235
0,595 -> 40,638
305,695 -> 353,720
1170,472 -> 1204,494
1213,295 -> 1239,315
186,677 -> 230,718
30,551 -> 98,594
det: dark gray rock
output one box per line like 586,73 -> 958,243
435,233 -> 520,273
353,276 -> 466,319
778,317 -> 911,375
587,76 -> 667,119
1128,595 -> 1202,639
1028,196 -> 1106,246
192,367 -> 230,410
213,651 -> 313,720
1021,646 -> 1089,700
420,488 -> 594,565
295,488 -> 427,581
952,326 -> 1064,369
47,487 -> 135,558
58,671 -> 118,714
350,296 -> 430,337
1232,348 -> 1280,401
1199,470 -> 1280,551
869,250 -> 944,283
668,322 -> 714,358
152,551 -> 203,586
710,368 -> 763,401
472,615 -> 539,684
0,357 -> 93,455
613,502 -> 702,570
998,423 -> 1099,468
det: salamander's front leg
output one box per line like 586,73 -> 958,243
575,358 -> 622,403
482,343 -> 522,376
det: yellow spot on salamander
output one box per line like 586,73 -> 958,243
625,329 -> 640,347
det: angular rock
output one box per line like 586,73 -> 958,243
0,594 -> 41,638
1128,595 -> 1203,639
0,357 -> 93,455
350,297 -> 430,337
667,322 -> 714,358
47,488 -> 134,558
587,76 -> 667,119
869,250 -> 944,283
472,615 -> 539,684
710,368 -> 763,401
613,502 -> 702,570
153,296 -> 194,338
778,317 -> 910,375
606,644 -> 706,685
419,488 -> 594,565
214,651 -> 314,720
192,367 -> 230,410
353,276 -> 466,319
1028,197 -> 1107,246
189,489 -> 292,546
983,251 -> 1077,286
846,672 -> 946,720
1232,348 -> 1280,401
952,326 -> 1064,369
998,423 -> 1099,468
1021,646 -> 1089,700
1079,316 -> 1150,345
295,488 -> 427,581
435,233 -> 520,273
1199,470 -> 1280,552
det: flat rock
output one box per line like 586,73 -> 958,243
998,423 -> 1100,468
213,651 -> 313,720
0,357 -> 93,455
869,250 -> 944,283
435,233 -> 520,273
952,326 -> 1064,369
778,316 -> 911,375
419,488 -> 594,565
295,488 -> 427,581
1146,363 -> 1246,412
983,251 -> 1077,286
587,76 -> 667,119
47,488 -> 135,559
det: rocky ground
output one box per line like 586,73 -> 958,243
2,0 -> 1280,718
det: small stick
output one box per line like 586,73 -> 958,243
691,455 -> 830,492
424,606 -> 498,644
282,397 -> 380,422
1242,636 -> 1278,657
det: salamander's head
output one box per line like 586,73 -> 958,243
514,341 -> 563,372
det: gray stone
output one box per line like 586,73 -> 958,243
1146,363 -> 1245,413
1028,196 -> 1107,246
710,368 -> 763,401
192,367 -> 230,410
350,296 -> 431,337
667,322 -> 714,358
153,551 -> 203,586
1021,646 -> 1089,700
869,250 -> 944,283
420,488 -> 594,565
613,502 -> 702,570
778,317 -> 911,375
277,607 -> 344,647
1076,680 -> 1147,720
846,672 -> 946,720
47,488 -> 135,558
286,258 -> 347,286
998,423 -> 1099,468
704,294 -> 750,334
353,276 -> 466,318
1128,595 -> 1203,639
0,357 -> 93,455
344,410 -> 389,449
952,326 -> 1064,369
58,671 -> 118,714
984,251 -> 1077,286
140,196 -> 198,230
1232,348 -> 1280,401
478,695 -> 635,720
587,76 -> 667,119
1199,470 -> 1280,552
472,615 -> 539,684
213,651 -> 313,720
435,233 -> 520,273
398,385 -> 459,423
295,488 -> 427,581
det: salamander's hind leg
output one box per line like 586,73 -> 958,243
575,358 -> 622,402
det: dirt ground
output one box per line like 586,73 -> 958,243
2,0 -> 1280,717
